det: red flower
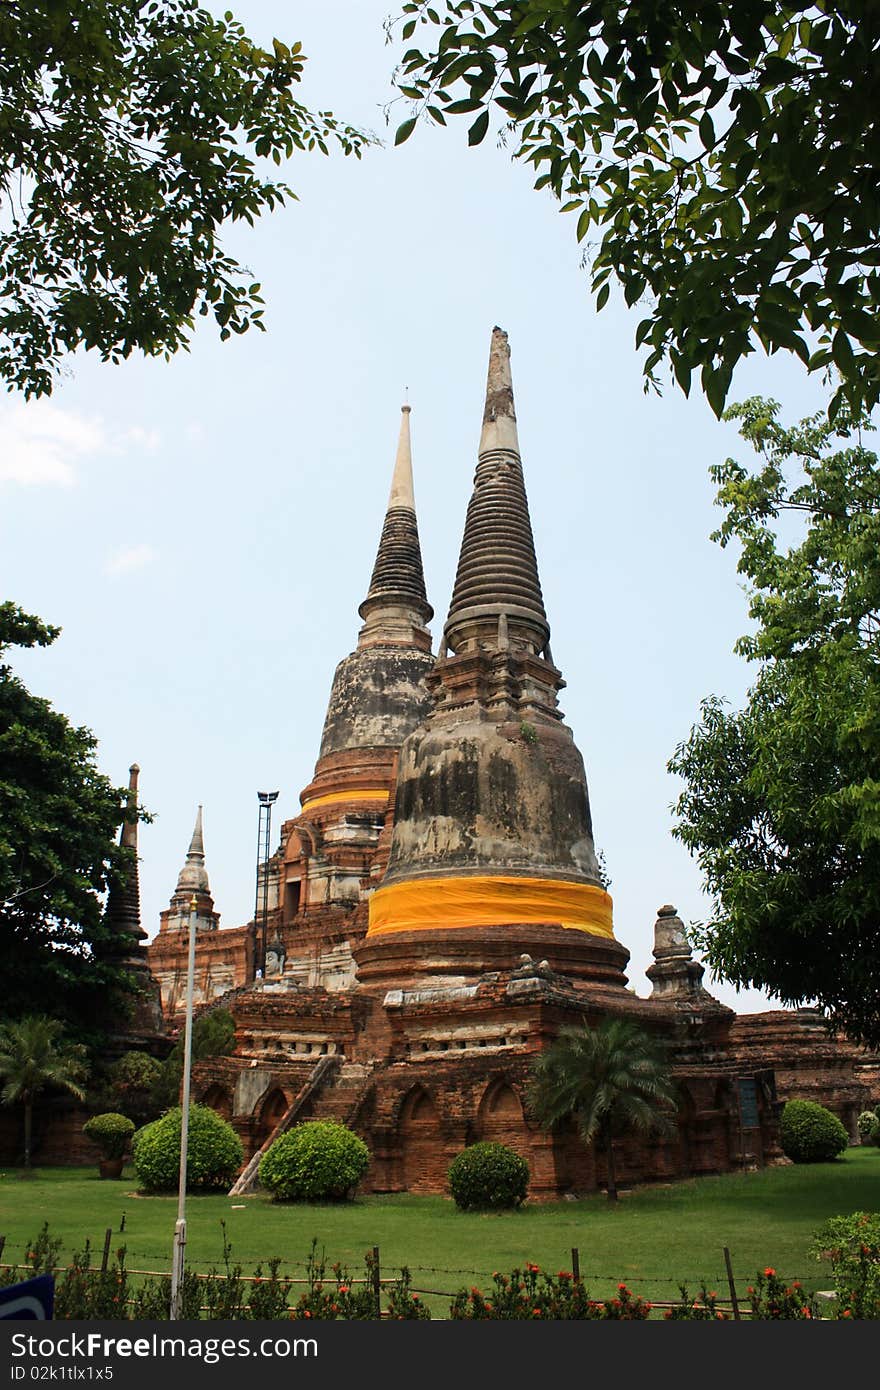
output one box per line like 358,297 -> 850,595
617,1282 -> 628,1292
532,1308 -> 541,1317
764,1267 -> 775,1278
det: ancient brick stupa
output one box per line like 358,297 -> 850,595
288,403 -> 436,915
359,328 -> 629,993
143,329 -> 879,1198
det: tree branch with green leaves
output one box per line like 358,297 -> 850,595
391,2 -> 880,419
0,0 -> 371,397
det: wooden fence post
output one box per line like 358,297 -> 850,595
571,1247 -> 581,1283
723,1246 -> 741,1320
372,1245 -> 382,1319
101,1228 -> 113,1274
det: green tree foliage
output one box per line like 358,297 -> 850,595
98,1050 -> 164,1126
392,2 -> 880,419
258,1120 -> 370,1202
779,1099 -> 848,1163
526,1017 -> 676,1201
0,604 -> 142,1036
132,1102 -> 243,1192
669,399 -> 880,1045
0,1015 -> 88,1166
152,1008 -> 235,1110
0,0 -> 368,397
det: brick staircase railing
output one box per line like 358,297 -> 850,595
227,1053 -> 340,1196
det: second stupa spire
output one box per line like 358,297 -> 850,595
444,328 -> 549,657
358,405 -> 433,643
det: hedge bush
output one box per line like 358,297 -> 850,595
857,1111 -> 880,1144
779,1099 -> 848,1164
82,1113 -> 135,1159
447,1141 -> 529,1210
258,1121 -> 369,1202
132,1104 -> 243,1192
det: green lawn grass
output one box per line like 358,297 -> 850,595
1,1150 -> 877,1312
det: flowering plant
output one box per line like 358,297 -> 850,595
450,1265 -> 650,1319
745,1268 -> 816,1319
664,1284 -> 729,1320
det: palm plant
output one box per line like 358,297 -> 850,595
527,1017 -> 678,1202
0,1016 -> 88,1166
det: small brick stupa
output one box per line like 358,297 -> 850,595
146,332 -> 879,1198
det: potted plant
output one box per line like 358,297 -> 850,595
83,1112 -> 135,1179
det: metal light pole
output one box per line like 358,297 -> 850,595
254,791 -> 278,979
170,893 -> 198,1320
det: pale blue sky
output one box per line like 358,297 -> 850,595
2,2 -> 831,1011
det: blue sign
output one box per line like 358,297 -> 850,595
0,1274 -> 55,1319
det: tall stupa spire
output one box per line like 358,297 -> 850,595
445,328 -> 549,657
175,805 -> 210,895
159,804 -> 219,932
358,405 -> 433,644
105,763 -> 145,947
292,404 -> 436,908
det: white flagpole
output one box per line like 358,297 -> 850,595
170,893 -> 198,1319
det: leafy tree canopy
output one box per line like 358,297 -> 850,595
1,0 -> 368,397
0,602 -> 138,1037
392,2 -> 880,419
669,398 -> 880,1045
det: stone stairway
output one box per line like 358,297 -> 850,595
228,1053 -> 340,1196
310,1061 -> 377,1127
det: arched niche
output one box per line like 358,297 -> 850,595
398,1086 -> 442,1194
258,1087 -> 290,1141
476,1078 -> 529,1158
200,1083 -> 233,1121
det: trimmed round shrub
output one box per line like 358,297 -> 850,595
83,1112 -> 135,1159
448,1141 -> 530,1210
259,1121 -> 369,1202
780,1099 -> 848,1164
857,1111 -> 880,1145
132,1104 -> 243,1192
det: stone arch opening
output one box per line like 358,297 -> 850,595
399,1086 -> 442,1194
200,1083 -> 233,1121
258,1087 -> 290,1142
476,1078 -> 530,1162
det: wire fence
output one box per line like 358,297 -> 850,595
2,1228 -> 833,1319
